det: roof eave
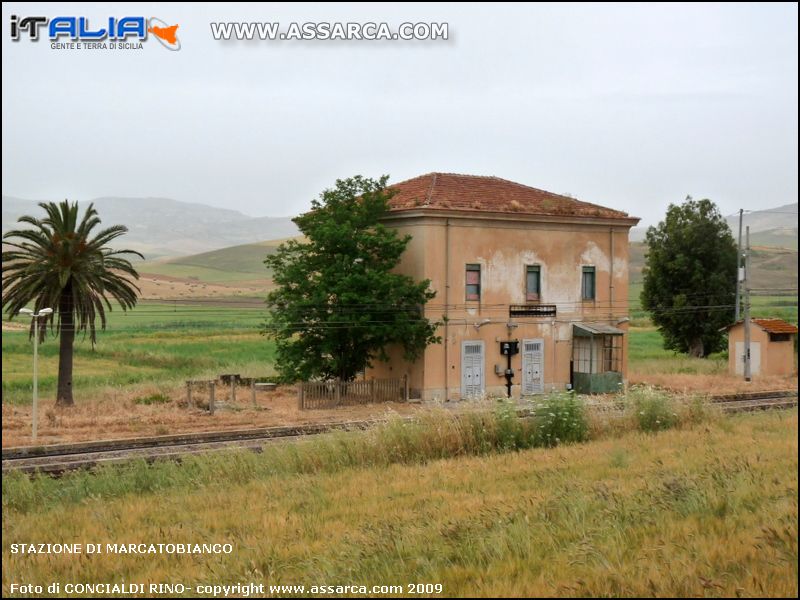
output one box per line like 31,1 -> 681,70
382,207 -> 641,227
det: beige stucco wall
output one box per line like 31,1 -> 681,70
727,324 -> 797,377
368,211 -> 636,399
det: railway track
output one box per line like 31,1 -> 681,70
710,390 -> 797,413
3,390 -> 796,476
2,420 -> 381,476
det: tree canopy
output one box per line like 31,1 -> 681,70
2,201 -> 142,405
640,197 -> 737,357
265,175 -> 440,382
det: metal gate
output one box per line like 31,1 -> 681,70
461,340 -> 485,398
522,338 -> 544,395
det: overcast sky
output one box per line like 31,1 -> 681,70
2,2 -> 797,226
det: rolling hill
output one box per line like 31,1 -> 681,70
139,239 -> 293,283
628,241 -> 797,290
630,203 -> 798,249
2,196 -> 299,259
140,234 -> 796,306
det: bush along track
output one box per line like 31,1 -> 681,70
2,388 -> 795,478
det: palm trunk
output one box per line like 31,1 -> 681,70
56,282 -> 75,406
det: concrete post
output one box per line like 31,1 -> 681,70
744,227 -> 752,382
735,209 -> 743,321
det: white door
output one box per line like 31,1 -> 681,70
461,341 -> 485,398
522,338 -> 545,395
735,341 -> 761,375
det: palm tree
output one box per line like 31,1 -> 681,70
2,201 -> 143,406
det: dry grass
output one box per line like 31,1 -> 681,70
630,371 -> 798,394
4,374 -> 793,448
3,410 -> 797,597
1,385 -> 420,447
136,273 -> 274,299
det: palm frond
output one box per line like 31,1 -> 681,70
1,200 -> 142,344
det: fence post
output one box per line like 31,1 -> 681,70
186,381 -> 193,408
404,374 -> 409,402
335,380 -> 341,407
251,379 -> 256,407
231,378 -> 236,404
209,381 -> 216,415
370,379 -> 375,403
298,383 -> 304,410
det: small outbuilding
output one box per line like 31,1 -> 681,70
726,318 -> 798,377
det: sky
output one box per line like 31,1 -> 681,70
2,2 -> 797,227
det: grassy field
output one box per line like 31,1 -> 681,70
3,299 -> 795,407
140,240 -> 287,283
628,240 -> 798,325
2,237 -> 795,410
3,409 -> 797,597
628,328 -> 725,370
627,283 -> 797,325
2,303 -> 275,405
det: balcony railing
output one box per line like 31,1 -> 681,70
509,304 -> 557,317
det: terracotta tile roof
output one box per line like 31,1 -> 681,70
387,173 -> 634,220
753,318 -> 798,335
727,318 -> 798,334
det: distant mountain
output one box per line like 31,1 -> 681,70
629,241 -> 796,289
630,203 -> 798,248
725,203 -> 798,236
1,196 -> 299,259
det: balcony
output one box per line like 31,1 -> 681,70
509,304 -> 557,318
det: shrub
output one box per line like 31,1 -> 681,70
494,399 -> 528,450
134,393 -> 171,405
629,387 -> 678,432
530,391 -> 589,447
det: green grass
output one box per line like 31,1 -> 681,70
627,327 -> 728,375
629,241 -> 797,325
1,303 -> 274,405
628,284 -> 797,326
2,265 -> 794,407
751,294 -> 798,323
140,241 -> 285,282
2,409 -> 796,597
133,392 -> 172,405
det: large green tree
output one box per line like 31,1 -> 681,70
641,197 -> 737,357
2,201 -> 142,406
265,175 -> 440,382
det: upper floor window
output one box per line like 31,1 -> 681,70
582,266 -> 596,300
466,264 -> 481,301
526,265 -> 541,301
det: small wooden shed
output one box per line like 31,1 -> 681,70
726,318 -> 798,377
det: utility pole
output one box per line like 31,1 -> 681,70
735,209 -> 743,321
743,226 -> 751,382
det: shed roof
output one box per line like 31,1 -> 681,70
573,322 -> 626,337
726,318 -> 798,335
387,173 -> 637,221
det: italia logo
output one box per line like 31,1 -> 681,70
10,15 -> 180,50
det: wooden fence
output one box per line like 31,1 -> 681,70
298,376 -> 408,410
